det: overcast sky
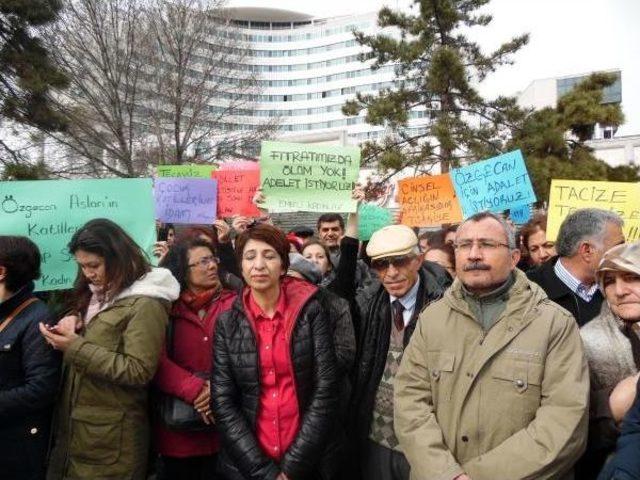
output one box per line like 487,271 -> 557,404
229,0 -> 639,135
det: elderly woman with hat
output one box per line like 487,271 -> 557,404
580,241 -> 640,477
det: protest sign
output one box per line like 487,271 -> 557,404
213,161 -> 261,217
450,150 -> 536,218
156,164 -> 217,178
260,141 -> 360,213
510,204 -> 532,224
154,178 -> 217,224
398,174 -> 463,227
358,203 -> 393,241
0,178 -> 155,291
547,179 -> 640,241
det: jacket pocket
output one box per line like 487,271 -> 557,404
491,358 -> 543,421
69,406 -> 124,465
426,351 -> 455,404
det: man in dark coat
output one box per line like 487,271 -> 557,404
348,225 -> 451,480
527,208 -> 625,327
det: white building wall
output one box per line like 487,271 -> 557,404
215,8 -> 430,145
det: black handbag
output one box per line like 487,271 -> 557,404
155,319 -> 214,432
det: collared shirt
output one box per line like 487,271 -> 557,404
389,277 -> 421,327
247,289 -> 299,461
554,258 -> 599,303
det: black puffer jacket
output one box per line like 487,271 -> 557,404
0,282 -> 61,480
212,277 -> 339,480
348,262 -> 451,463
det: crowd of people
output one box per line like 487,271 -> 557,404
1,189 -> 640,480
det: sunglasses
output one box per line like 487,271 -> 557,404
371,254 -> 416,272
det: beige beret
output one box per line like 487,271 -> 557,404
366,225 -> 418,261
597,241 -> 640,279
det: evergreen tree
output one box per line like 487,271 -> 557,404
509,72 -> 637,201
0,0 -> 68,131
343,0 -> 528,173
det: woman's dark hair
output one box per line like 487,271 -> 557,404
176,226 -> 218,248
235,224 -> 290,273
301,237 -> 333,272
160,238 -> 214,292
157,223 -> 175,242
0,236 -> 41,292
68,218 -> 151,313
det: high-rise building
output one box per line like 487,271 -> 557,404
217,7 -> 432,146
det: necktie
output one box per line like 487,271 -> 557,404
392,299 -> 405,331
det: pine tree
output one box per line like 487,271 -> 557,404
0,0 -> 68,132
343,0 -> 528,173
509,72 -> 637,201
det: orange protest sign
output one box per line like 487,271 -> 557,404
398,174 -> 463,227
212,161 -> 261,217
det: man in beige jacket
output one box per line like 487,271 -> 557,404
394,211 -> 589,480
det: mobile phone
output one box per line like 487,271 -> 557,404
157,226 -> 169,242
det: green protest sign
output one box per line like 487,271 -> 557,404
358,203 -> 393,241
260,141 -> 360,213
0,178 -> 156,291
156,164 -> 217,178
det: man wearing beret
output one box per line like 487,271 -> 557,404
394,211 -> 589,480
348,224 -> 451,480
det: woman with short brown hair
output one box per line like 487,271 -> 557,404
212,224 -> 340,480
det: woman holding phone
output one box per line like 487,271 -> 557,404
41,219 -> 180,480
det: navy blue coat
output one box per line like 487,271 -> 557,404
0,283 -> 61,480
598,376 -> 640,480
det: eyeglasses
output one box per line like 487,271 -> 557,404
188,255 -> 219,269
371,255 -> 415,272
453,239 -> 510,252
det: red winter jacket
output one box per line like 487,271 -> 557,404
153,289 -> 236,457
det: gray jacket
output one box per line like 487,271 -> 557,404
580,305 -> 638,451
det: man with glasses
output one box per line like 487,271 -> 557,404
348,224 -> 451,480
394,211 -> 589,480
527,208 -> 625,327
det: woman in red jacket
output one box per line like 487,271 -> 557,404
154,238 -> 236,480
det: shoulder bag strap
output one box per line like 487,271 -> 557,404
0,297 -> 39,334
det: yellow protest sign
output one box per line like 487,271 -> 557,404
547,179 -> 640,241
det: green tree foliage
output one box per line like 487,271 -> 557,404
1,161 -> 49,180
509,72 -> 637,201
343,0 -> 528,172
0,0 -> 67,131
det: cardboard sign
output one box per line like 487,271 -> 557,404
398,174 -> 463,227
358,203 -> 393,241
0,178 -> 155,291
547,179 -> 640,241
260,141 -> 360,213
450,150 -> 536,218
156,164 -> 217,178
510,204 -> 532,224
213,161 -> 261,217
154,178 -> 217,224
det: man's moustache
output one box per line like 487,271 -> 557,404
463,262 -> 491,271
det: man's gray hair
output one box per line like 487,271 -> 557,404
556,208 -> 624,257
458,211 -> 516,249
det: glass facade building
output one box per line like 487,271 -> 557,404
212,7 -> 432,144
